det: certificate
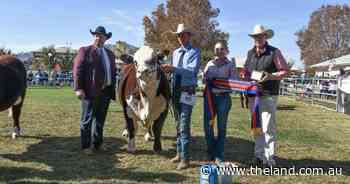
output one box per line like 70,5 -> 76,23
180,92 -> 196,106
251,70 -> 263,81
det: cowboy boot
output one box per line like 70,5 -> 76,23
170,153 -> 180,163
249,157 -> 263,167
177,160 -> 189,170
82,145 -> 94,155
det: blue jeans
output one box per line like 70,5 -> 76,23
80,93 -> 111,149
204,94 -> 232,162
174,101 -> 193,161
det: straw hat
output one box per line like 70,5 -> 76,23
249,24 -> 274,39
172,23 -> 192,35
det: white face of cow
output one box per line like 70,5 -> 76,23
134,46 -> 157,92
133,46 -> 159,91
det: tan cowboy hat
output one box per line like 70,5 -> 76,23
172,23 -> 192,35
249,24 -> 274,39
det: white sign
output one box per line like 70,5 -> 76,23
339,74 -> 350,94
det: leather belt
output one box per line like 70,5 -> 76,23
178,86 -> 196,94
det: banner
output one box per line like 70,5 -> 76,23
204,78 -> 262,136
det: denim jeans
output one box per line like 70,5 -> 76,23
80,91 -> 111,149
173,97 -> 193,161
204,94 -> 232,162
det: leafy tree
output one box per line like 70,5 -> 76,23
32,45 -> 56,70
143,0 -> 229,68
296,4 -> 350,67
61,49 -> 74,71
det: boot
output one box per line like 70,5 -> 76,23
170,153 -> 180,163
177,160 -> 189,170
82,147 -> 94,155
249,157 -> 263,167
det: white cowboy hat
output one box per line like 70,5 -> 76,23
249,24 -> 274,39
172,23 -> 192,35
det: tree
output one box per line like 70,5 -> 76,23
32,45 -> 56,70
296,4 -> 350,67
61,49 -> 74,71
143,0 -> 229,68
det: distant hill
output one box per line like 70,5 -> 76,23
114,41 -> 139,57
16,52 -> 33,69
16,52 -> 33,62
104,44 -> 115,50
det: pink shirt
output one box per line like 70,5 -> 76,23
271,49 -> 289,80
204,57 -> 238,93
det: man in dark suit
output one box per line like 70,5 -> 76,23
73,26 -> 117,154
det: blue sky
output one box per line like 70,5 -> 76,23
1,0 -> 349,67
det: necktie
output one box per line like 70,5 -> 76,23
177,49 -> 185,68
99,48 -> 111,87
172,50 -> 186,115
173,50 -> 186,91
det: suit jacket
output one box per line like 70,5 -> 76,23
73,45 -> 116,100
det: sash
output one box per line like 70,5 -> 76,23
204,78 -> 262,136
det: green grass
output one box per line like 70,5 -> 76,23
1,88 -> 350,183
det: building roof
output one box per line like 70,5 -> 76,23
310,54 -> 350,71
33,47 -> 77,54
234,56 -> 246,68
290,65 -> 304,71
55,47 -> 77,53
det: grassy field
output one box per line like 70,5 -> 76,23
1,88 -> 350,184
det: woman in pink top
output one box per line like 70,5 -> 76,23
203,41 -> 237,163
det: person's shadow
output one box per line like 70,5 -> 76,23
1,134 -> 349,183
165,135 -> 350,176
0,136 -> 187,183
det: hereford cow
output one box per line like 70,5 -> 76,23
0,55 -> 26,139
118,46 -> 171,153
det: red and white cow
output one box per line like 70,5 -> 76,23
118,46 -> 171,153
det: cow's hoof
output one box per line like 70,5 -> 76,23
127,138 -> 136,153
11,132 -> 17,139
11,132 -> 20,139
122,129 -> 129,137
12,127 -> 21,139
153,146 -> 162,154
144,132 -> 153,142
153,148 -> 162,154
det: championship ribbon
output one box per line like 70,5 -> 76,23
203,78 -> 262,136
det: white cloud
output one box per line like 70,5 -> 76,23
219,20 -> 246,35
99,9 -> 145,46
112,9 -> 136,25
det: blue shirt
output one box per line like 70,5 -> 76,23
172,44 -> 201,87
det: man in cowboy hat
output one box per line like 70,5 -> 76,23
73,26 -> 117,155
161,23 -> 201,170
243,24 -> 289,167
